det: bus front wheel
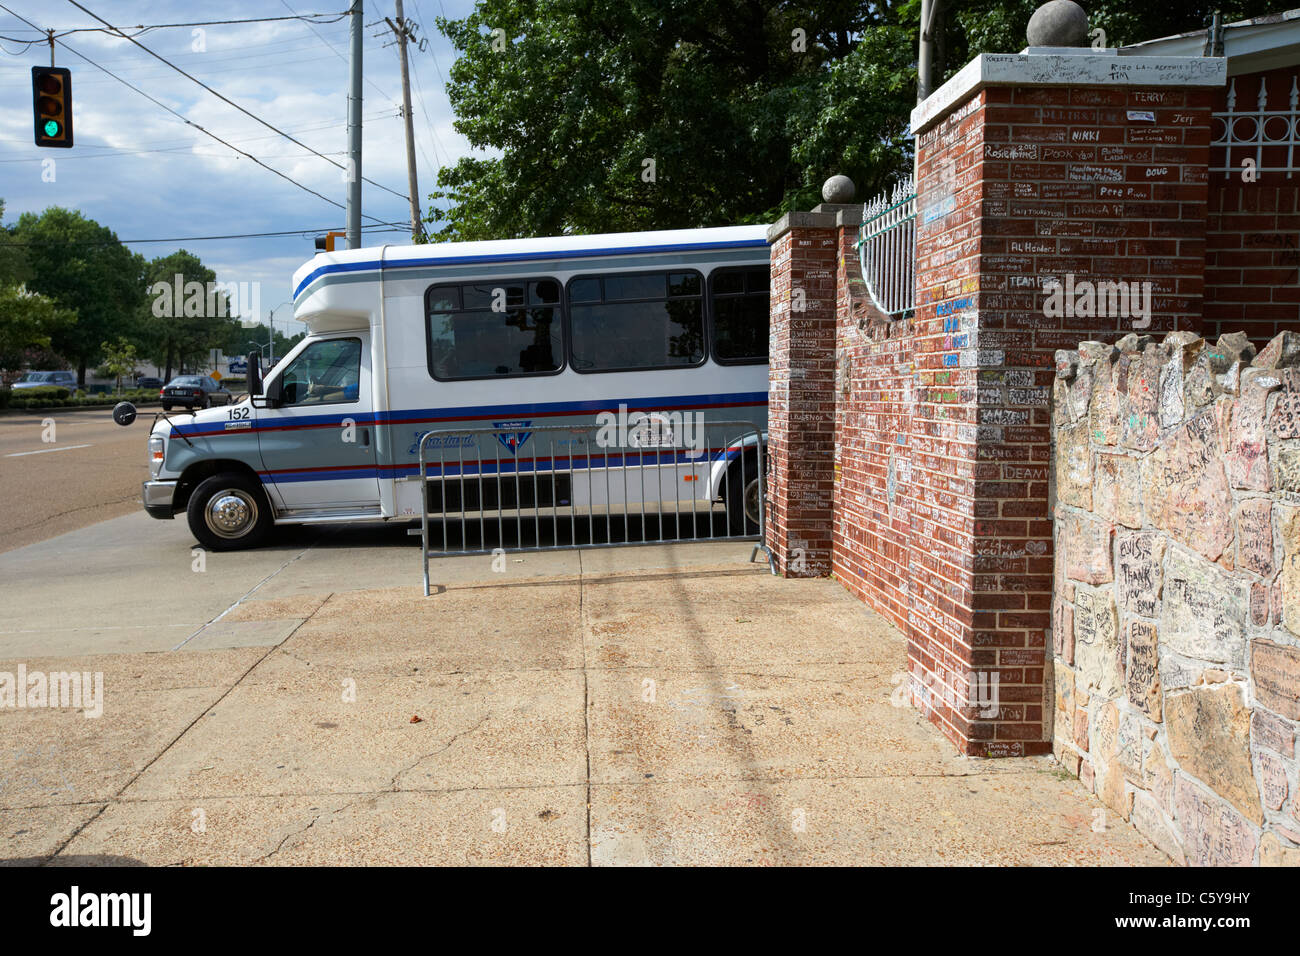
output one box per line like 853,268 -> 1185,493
187,472 -> 274,551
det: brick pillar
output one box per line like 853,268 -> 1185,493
765,213 -> 841,577
907,52 -> 1226,756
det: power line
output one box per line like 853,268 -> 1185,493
0,148 -> 348,163
0,223 -> 408,246
0,111 -> 396,153
406,0 -> 452,177
65,0 -> 411,204
281,0 -> 398,109
0,3 -> 393,226
1,10 -> 349,38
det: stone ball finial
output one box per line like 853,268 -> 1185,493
1027,0 -> 1089,47
822,175 -> 856,204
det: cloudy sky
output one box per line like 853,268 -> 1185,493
0,0 -> 477,335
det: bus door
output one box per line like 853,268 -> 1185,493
256,332 -> 381,513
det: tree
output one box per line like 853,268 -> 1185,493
429,0 -> 1276,240
0,284 -> 75,380
10,207 -> 144,386
430,0 -> 917,240
0,200 -> 76,382
139,249 -> 241,381
98,337 -> 140,394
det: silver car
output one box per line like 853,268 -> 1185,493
12,370 -> 77,391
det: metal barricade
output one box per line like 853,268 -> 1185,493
413,418 -> 772,595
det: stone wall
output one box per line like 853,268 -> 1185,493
1051,328 -> 1300,865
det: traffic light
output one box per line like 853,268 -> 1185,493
314,231 -> 346,252
32,66 -> 73,148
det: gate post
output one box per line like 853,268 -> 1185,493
766,206 -> 858,577
906,51 -> 1225,755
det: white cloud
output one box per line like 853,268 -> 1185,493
0,0 -> 477,306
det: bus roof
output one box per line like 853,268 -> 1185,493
291,224 -> 769,304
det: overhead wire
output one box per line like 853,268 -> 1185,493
0,2 -> 394,226
65,0 -> 411,203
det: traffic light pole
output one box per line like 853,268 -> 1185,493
346,0 -> 363,250
393,0 -> 423,242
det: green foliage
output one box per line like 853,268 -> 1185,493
8,386 -> 160,410
140,249 -> 242,377
98,337 -> 140,393
0,387 -> 9,409
430,0 -> 1283,239
430,0 -> 916,240
10,207 -> 145,381
14,385 -> 70,400
0,282 -> 76,373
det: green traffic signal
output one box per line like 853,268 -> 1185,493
31,65 -> 73,148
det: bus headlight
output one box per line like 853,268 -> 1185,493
149,435 -> 165,476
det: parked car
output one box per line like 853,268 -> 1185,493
160,375 -> 232,411
12,370 -> 77,391
135,376 -> 163,390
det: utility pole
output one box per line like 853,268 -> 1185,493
386,1 -> 424,241
917,0 -> 937,105
346,0 -> 363,250
381,3 -> 424,242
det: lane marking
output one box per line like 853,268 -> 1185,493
4,443 -> 94,458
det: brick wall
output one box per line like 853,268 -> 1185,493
1204,67 -> 1300,347
833,238 -> 915,636
766,223 -> 838,577
1052,329 -> 1300,866
767,54 -> 1228,761
901,84 -> 1215,756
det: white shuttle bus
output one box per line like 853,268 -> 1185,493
126,225 -> 771,551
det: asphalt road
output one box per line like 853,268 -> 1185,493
0,408 -> 153,553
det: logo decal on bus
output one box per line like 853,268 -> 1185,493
493,421 -> 533,455
407,431 -> 478,455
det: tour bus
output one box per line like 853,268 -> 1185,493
122,225 -> 772,551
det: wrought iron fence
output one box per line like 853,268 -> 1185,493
856,174 -> 917,317
1211,74 -> 1300,179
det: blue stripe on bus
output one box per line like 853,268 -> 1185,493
259,447 -> 746,483
170,391 -> 768,438
292,237 -> 770,299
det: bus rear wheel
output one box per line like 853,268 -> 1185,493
187,472 -> 273,551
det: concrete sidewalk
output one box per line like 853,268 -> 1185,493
0,517 -> 1168,865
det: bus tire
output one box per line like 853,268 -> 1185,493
726,453 -> 762,536
187,472 -> 274,551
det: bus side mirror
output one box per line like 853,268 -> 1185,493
249,352 -> 283,408
247,352 -> 263,396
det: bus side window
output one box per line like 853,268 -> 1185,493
709,266 -> 769,364
566,270 -> 705,373
424,278 -> 563,381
